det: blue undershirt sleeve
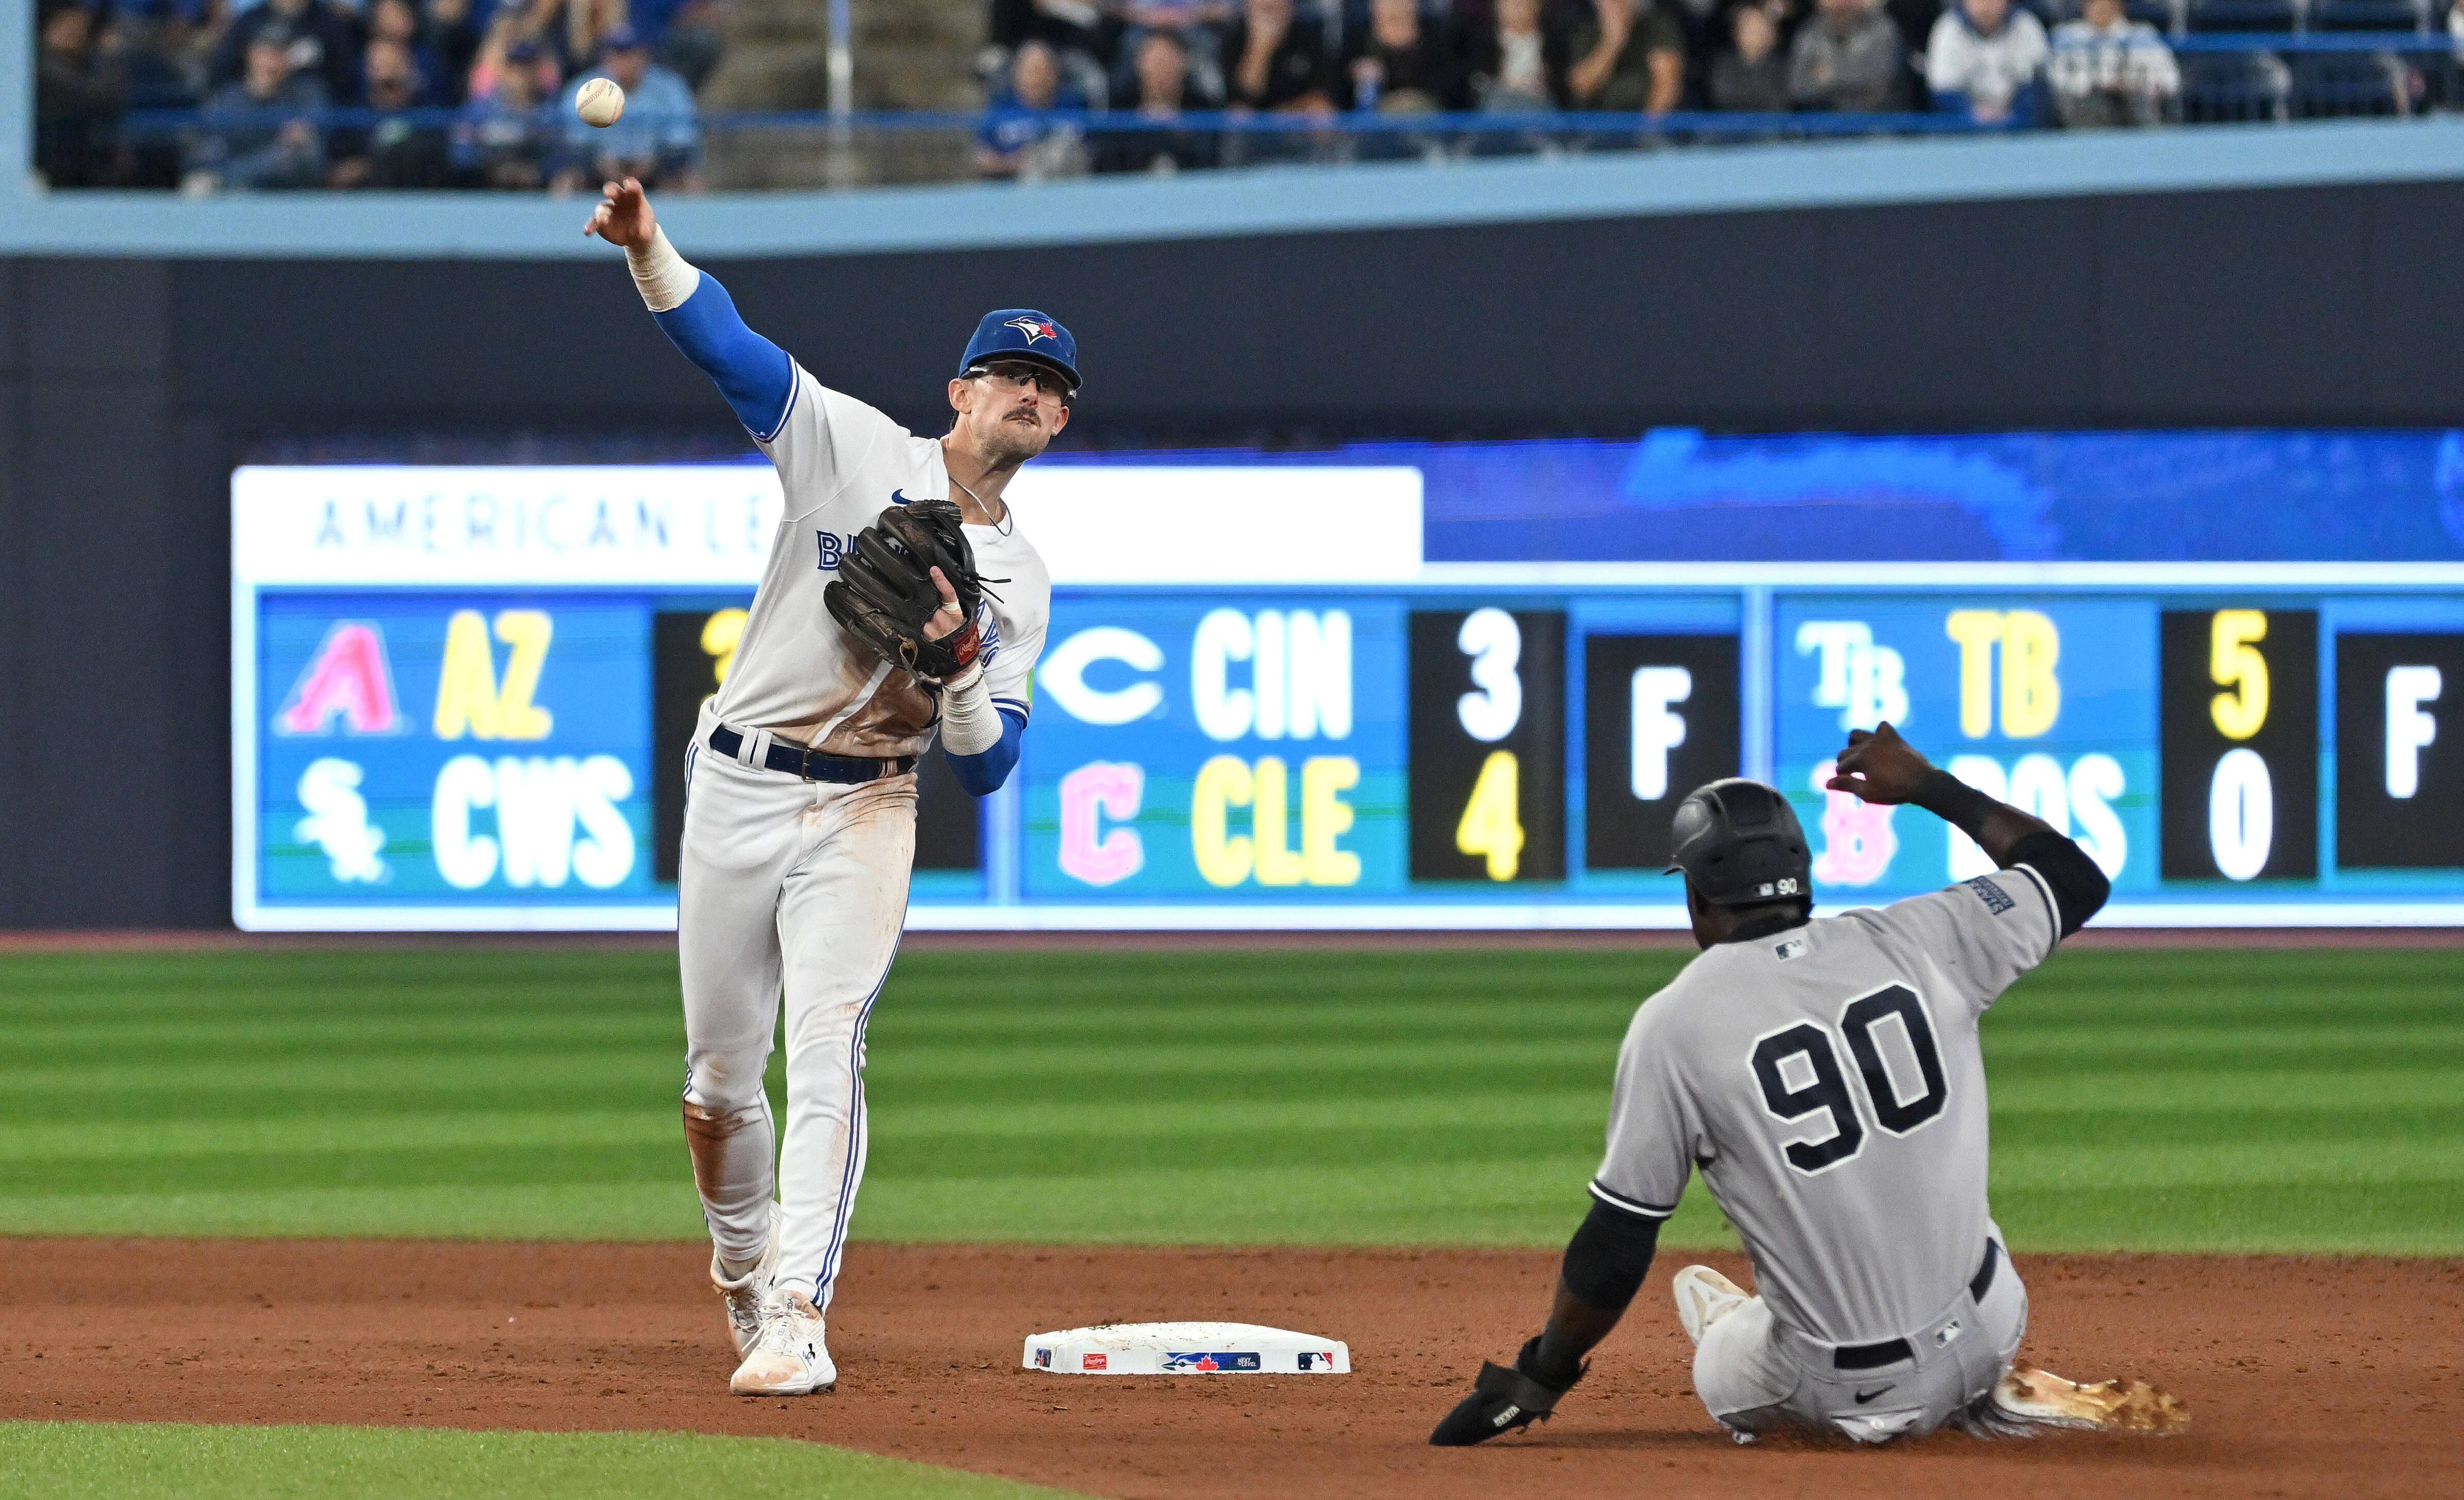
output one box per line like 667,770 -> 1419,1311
946,707 -> 1027,797
651,272 -> 796,439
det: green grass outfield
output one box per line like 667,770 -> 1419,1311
0,945 -> 2458,1254
0,1422 -> 1084,1500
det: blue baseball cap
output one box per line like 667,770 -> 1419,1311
960,309 -> 1080,394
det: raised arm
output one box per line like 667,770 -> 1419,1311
1826,721 -> 2110,935
585,178 -> 795,439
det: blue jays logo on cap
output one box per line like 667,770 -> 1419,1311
962,307 -> 1081,394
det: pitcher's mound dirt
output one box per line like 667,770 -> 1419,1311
3,1239 -> 2457,1499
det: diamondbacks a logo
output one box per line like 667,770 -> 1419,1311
1005,316 -> 1058,343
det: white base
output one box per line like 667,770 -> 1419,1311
1023,1321 -> 1350,1375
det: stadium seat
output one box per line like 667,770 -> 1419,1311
2289,49 -> 2417,113
2178,49 -> 2294,119
2184,0 -> 2302,30
2304,0 -> 2433,28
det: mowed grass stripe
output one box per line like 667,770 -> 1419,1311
0,1422 -> 1082,1500
0,947 -> 2457,1252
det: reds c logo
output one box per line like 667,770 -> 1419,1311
1004,316 -> 1057,343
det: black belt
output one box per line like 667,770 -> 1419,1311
708,725 -> 915,784
1832,1241 -> 2001,1371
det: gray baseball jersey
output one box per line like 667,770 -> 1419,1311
1592,864 -> 2061,1346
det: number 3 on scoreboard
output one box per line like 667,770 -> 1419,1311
1456,750 -> 1524,880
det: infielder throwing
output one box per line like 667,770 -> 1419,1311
1433,723 -> 2184,1445
587,178 -> 1068,1395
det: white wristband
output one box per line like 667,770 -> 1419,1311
625,226 -> 701,314
939,662 -> 1001,756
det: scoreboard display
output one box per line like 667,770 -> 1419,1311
234,464 -> 2464,929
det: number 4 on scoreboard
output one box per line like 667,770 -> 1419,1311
1456,750 -> 1525,881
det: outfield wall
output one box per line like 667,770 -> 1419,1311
7,176 -> 2464,926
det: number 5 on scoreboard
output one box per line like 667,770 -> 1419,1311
1455,750 -> 1524,880
2209,609 -> 2270,740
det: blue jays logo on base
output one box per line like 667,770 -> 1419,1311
1164,1351 -> 1261,1373
1005,316 -> 1058,344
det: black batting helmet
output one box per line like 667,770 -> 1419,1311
1665,778 -> 1813,908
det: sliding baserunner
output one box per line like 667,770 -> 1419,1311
1431,723 -> 2186,1446
587,177 -> 1069,1395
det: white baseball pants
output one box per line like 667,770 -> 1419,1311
1694,1240 -> 2028,1443
676,710 -> 915,1309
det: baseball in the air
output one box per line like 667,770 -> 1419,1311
575,77 -> 626,128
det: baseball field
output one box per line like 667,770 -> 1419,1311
2,938 -> 2459,1498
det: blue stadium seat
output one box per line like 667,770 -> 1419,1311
2184,0 -> 2301,30
2178,48 -> 2293,118
2290,49 -> 2417,113
2305,0 -> 2433,29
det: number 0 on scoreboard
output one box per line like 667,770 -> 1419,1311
1407,609 -> 1566,883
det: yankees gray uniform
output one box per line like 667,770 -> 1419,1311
1592,863 -> 2062,1442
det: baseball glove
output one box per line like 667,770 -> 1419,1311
1428,1337 -> 1586,1446
823,498 -> 993,680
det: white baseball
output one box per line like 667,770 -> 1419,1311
575,77 -> 626,128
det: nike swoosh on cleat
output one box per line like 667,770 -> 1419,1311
1854,1386 -> 1895,1404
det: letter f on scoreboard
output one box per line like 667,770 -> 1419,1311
1630,666 -> 1692,801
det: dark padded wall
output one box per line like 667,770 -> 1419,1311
7,178 -> 2463,926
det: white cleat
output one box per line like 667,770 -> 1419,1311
730,1289 -> 836,1396
1672,1264 -> 1749,1346
1979,1361 -> 2189,1436
712,1205 -> 782,1359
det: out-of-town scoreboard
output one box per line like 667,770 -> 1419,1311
234,465 -> 2464,929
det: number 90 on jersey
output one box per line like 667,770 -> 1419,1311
1406,608 -> 1566,883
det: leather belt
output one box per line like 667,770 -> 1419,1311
708,724 -> 915,784
1831,1241 -> 2001,1371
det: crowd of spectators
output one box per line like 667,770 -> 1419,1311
34,0 -> 723,190
978,0 -> 2209,175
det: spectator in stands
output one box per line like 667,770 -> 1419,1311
554,25 -> 701,192
330,36 -> 453,186
977,39 -> 1092,178
519,0 -> 633,81
655,0 -> 729,94
2048,0 -> 2178,127
112,1 -> 208,187
1221,0 -> 1339,114
36,0 -> 125,188
1711,2 -> 1792,111
987,0 -> 1109,79
1346,0 -> 1466,112
457,36 -> 554,187
211,0 -> 360,104
423,0 -> 484,104
1469,0 -> 1562,111
1098,29 -> 1220,172
1562,0 -> 1685,116
190,29 -> 329,190
1115,0 -> 1232,104
1789,0 -> 1905,111
1925,0 -> 2046,123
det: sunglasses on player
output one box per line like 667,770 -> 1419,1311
966,360 -> 1076,403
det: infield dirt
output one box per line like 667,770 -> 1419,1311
3,1239 -> 2456,1499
